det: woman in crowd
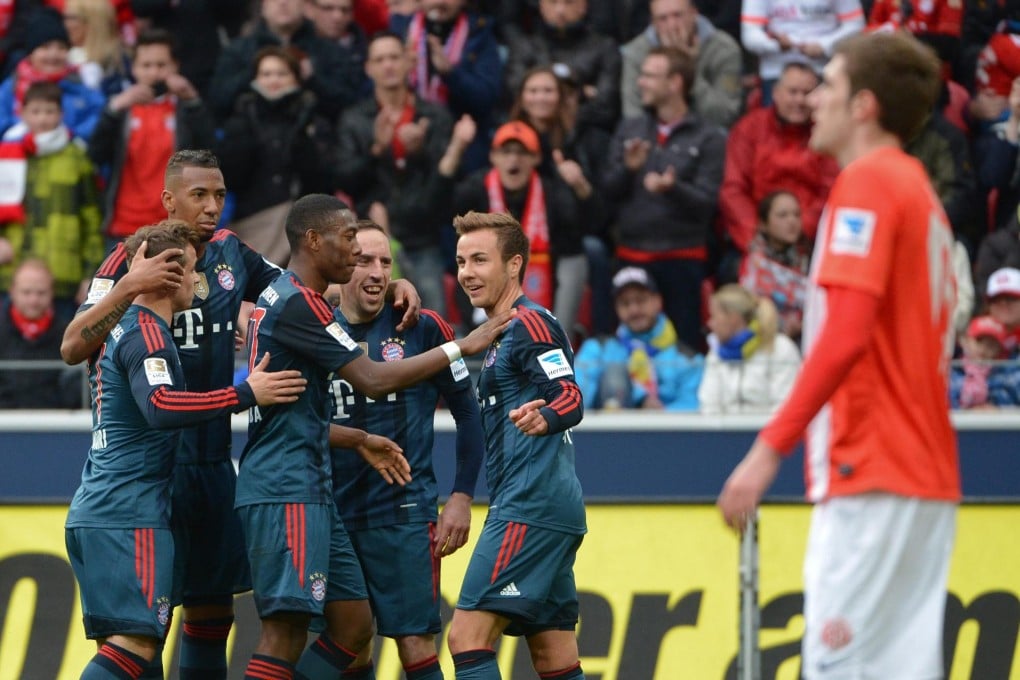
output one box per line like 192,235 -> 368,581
63,0 -> 131,97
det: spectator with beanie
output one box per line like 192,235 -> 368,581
575,266 -> 704,410
950,315 -> 1020,408
87,29 -> 215,245
0,259 -> 80,409
0,7 -> 105,140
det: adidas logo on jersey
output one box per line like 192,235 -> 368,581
499,582 -> 521,597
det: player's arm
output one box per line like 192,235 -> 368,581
337,308 -> 515,398
61,242 -> 185,365
435,383 -> 484,557
385,278 -> 421,331
717,285 -> 880,530
328,424 -> 411,486
508,314 -> 584,437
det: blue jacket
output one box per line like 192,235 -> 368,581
0,73 -> 106,141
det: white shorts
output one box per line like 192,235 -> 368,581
802,493 -> 956,680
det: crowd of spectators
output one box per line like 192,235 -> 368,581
2,0 -> 1020,411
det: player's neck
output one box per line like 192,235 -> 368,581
132,294 -> 173,325
486,283 -> 524,317
339,302 -> 382,324
288,255 -> 328,294
839,125 -> 901,167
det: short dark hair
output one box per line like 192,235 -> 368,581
647,45 -> 696,102
23,81 -> 62,108
367,30 -> 405,53
453,211 -> 530,283
285,194 -> 353,250
355,218 -> 387,237
757,190 -> 798,222
834,32 -> 941,144
124,220 -> 199,268
165,149 -> 220,184
253,45 -> 301,81
134,28 -> 176,61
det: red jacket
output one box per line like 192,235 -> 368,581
719,106 -> 839,252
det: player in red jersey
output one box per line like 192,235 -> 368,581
718,32 -> 959,679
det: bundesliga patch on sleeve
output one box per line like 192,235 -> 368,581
325,322 -> 359,350
829,208 -> 876,257
450,358 -> 469,382
537,349 -> 573,379
144,357 -> 173,386
86,278 -> 114,304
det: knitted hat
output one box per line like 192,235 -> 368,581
23,9 -> 71,54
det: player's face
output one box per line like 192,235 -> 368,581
9,265 -> 53,320
614,286 -> 662,335
172,244 -> 199,311
342,228 -> 392,318
808,55 -> 853,158
763,193 -> 803,247
456,228 -> 521,313
707,297 -> 744,343
319,210 -> 362,284
520,71 -> 561,124
989,295 -> 1020,329
163,167 -> 227,243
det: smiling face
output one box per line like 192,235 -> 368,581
162,166 -> 227,244
340,228 -> 392,321
456,228 -> 522,314
9,263 -> 53,321
773,66 -> 818,126
614,285 -> 662,335
520,71 -> 561,125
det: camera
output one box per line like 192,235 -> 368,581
151,81 -> 169,97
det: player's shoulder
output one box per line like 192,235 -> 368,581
419,308 -> 457,341
512,301 -> 561,344
842,147 -> 926,189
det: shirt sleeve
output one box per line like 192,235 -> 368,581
512,309 -> 584,433
274,293 -> 364,372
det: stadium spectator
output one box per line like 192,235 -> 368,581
741,0 -> 865,104
0,7 -> 105,140
866,0 -> 962,68
698,283 -> 800,413
950,315 -> 1020,408
0,81 -> 102,316
0,259 -> 80,409
63,0 -> 132,97
974,76 -> 1020,232
719,61 -> 838,277
217,46 -> 335,266
974,208 -> 1020,298
738,190 -> 809,341
621,0 -> 743,126
353,0 -> 390,34
576,266 -> 704,410
391,0 -> 503,173
505,0 -> 622,133
88,29 -> 216,247
335,32 -> 456,315
602,46 -> 726,351
985,266 -> 1020,355
303,0 -> 370,101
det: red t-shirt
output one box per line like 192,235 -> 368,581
108,100 -> 176,238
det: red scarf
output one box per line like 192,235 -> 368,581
408,11 -> 468,104
13,58 -> 75,116
9,303 -> 54,342
0,1 -> 14,39
485,168 -> 553,309
386,97 -> 417,169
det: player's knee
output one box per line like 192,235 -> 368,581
447,617 -> 488,654
324,600 -> 374,652
395,634 -> 437,665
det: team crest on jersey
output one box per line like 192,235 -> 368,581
484,342 -> 500,367
309,572 -> 327,601
144,358 -> 173,386
156,597 -> 171,626
380,337 -> 405,361
215,263 -> 235,291
194,272 -> 210,300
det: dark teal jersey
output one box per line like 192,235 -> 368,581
81,230 -> 280,464
66,306 -> 256,530
477,297 -> 586,534
236,271 -> 363,508
329,308 -> 483,530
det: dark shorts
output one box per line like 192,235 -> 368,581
171,460 -> 250,605
65,527 -> 175,640
456,519 -> 583,637
350,522 -> 442,637
240,502 -> 366,618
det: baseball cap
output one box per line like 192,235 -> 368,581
987,267 -> 1020,299
967,315 -> 1008,345
611,267 -> 658,298
491,121 -> 540,155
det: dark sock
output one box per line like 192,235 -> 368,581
341,661 -> 376,678
179,616 -> 233,679
244,653 -> 295,680
538,662 -> 585,679
81,642 -> 149,680
138,650 -> 164,679
404,654 -> 443,680
294,634 -> 358,679
451,649 -> 498,680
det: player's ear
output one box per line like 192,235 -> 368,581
161,189 -> 174,214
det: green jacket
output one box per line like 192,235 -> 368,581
1,140 -> 103,299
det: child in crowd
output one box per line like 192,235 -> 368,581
950,315 -> 1020,408
985,266 -> 1020,355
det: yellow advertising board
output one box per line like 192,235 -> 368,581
0,504 -> 1017,679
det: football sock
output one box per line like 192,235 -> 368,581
179,616 -> 233,679
295,634 -> 358,679
404,654 -> 443,680
539,662 -> 585,679
81,642 -> 149,680
452,649 -> 499,680
245,654 -> 294,680
341,661 -> 376,678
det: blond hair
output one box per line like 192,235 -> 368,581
712,284 -> 780,352
65,0 -> 128,74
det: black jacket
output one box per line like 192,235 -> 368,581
0,302 -> 80,409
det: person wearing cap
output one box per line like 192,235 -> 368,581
950,315 -> 1020,408
454,120 -> 596,341
575,265 -> 704,410
620,0 -> 743,125
602,45 -> 726,351
390,0 -> 502,174
985,266 -> 1020,355
0,6 -> 105,140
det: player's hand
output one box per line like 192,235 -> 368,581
457,307 -> 516,355
245,353 -> 307,406
387,279 -> 421,331
435,492 -> 472,557
123,240 -> 185,296
356,433 -> 412,486
509,399 -> 549,436
717,437 -> 782,533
